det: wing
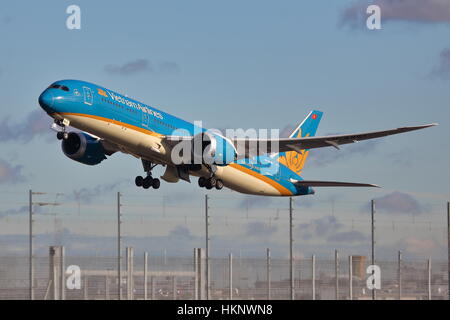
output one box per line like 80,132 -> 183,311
290,179 -> 379,188
231,123 -> 437,159
99,139 -> 121,156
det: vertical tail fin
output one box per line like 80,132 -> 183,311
288,110 -> 323,138
278,110 -> 323,175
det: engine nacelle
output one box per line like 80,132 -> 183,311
191,131 -> 237,166
62,132 -> 107,166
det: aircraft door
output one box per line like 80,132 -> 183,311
83,87 -> 93,105
142,111 -> 149,127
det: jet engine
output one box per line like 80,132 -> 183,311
61,132 -> 107,165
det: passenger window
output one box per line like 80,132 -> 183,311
61,86 -> 69,92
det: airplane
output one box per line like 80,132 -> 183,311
38,80 -> 436,197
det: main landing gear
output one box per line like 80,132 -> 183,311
135,160 -> 160,190
135,175 -> 160,189
198,176 -> 224,190
197,164 -> 223,191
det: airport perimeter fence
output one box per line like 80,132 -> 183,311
0,250 -> 448,300
0,190 -> 449,300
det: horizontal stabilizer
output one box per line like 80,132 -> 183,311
290,179 -> 380,188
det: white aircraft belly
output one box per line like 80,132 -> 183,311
215,165 -> 282,196
61,113 -> 287,196
62,114 -> 170,163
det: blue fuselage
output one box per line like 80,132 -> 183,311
39,79 -> 313,196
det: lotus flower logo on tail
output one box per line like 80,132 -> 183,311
278,128 -> 310,175
277,110 -> 323,175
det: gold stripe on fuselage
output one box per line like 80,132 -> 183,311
55,112 -> 292,196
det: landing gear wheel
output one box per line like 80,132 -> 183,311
57,132 -> 69,140
198,177 -> 206,188
135,176 -> 144,187
205,177 -> 216,189
143,176 -> 153,189
142,183 -> 151,189
152,178 -> 160,189
215,179 -> 224,190
139,160 -> 161,190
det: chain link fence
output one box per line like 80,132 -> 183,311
0,190 -> 448,300
0,251 -> 448,300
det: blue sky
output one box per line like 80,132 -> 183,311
0,0 -> 449,259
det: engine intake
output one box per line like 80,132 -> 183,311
62,132 -> 107,166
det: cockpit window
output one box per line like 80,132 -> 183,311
48,84 -> 70,92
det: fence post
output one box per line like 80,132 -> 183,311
29,190 -> 34,301
49,246 -> 63,300
84,276 -> 88,300
335,250 -> 339,300
151,276 -> 155,300
60,246 -> 65,300
349,255 -> 353,300
229,253 -> 233,300
131,248 -> 134,300
105,275 -> 109,300
126,247 -> 130,300
289,197 -> 294,300
447,201 -> 449,301
196,248 -> 206,300
173,276 -> 177,300
205,195 -> 210,300
126,247 -> 134,300
194,249 -> 198,300
398,251 -> 402,300
44,280 -> 52,300
144,252 -> 148,300
312,255 -> 316,300
266,248 -> 271,300
49,247 -> 56,300
117,192 -> 122,301
428,258 -> 432,300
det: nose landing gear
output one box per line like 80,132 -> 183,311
53,120 -> 68,140
56,131 -> 68,140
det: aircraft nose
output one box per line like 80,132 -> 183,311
38,90 -> 55,112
